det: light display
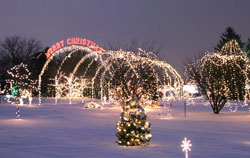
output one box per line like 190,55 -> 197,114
185,40 -> 250,114
7,63 -> 36,90
181,137 -> 192,158
116,100 -> 152,146
29,96 -> 32,106
6,63 -> 36,106
159,103 -> 173,119
38,38 -> 183,105
83,102 -> 102,109
16,105 -> 20,119
51,74 -> 90,104
229,105 -> 238,112
45,37 -> 103,58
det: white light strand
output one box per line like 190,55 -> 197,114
38,45 -> 184,104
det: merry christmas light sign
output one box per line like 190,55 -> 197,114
45,37 -> 104,58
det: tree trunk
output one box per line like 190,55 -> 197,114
213,107 -> 220,114
211,98 -> 227,114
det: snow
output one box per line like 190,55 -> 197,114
0,97 -> 250,158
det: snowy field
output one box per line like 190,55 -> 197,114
0,97 -> 250,158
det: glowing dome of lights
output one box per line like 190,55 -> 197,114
38,38 -> 183,104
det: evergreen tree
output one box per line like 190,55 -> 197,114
116,99 -> 152,146
245,38 -> 250,58
214,26 -> 244,51
219,40 -> 247,100
111,54 -> 156,146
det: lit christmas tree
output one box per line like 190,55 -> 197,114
116,99 -> 152,146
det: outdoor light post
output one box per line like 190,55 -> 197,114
184,100 -> 186,117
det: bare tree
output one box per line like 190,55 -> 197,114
185,40 -> 249,114
104,38 -> 162,56
103,39 -> 162,102
0,35 -> 43,80
185,53 -> 228,114
106,57 -> 158,102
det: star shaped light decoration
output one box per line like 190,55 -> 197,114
181,137 -> 192,153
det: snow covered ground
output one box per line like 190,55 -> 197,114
0,97 -> 250,158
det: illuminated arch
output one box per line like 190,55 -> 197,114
38,42 -> 104,104
38,37 -> 184,105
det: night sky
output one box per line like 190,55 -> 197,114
0,0 -> 250,75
